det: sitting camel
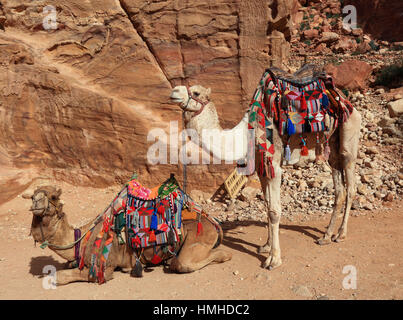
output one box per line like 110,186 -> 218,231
23,185 -> 231,285
170,66 -> 361,270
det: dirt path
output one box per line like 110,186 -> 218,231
0,182 -> 401,300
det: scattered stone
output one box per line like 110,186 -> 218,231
240,186 -> 260,202
292,285 -> 313,298
384,192 -> 394,202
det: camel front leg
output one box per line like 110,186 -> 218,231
170,246 -> 232,273
258,176 -> 272,254
333,162 -> 356,242
261,167 -> 282,270
56,268 -> 89,285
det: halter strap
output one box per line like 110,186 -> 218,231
184,87 -> 209,118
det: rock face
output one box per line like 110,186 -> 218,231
325,60 -> 373,90
0,0 -> 298,191
345,0 -> 403,42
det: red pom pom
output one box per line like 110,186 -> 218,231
301,145 -> 309,156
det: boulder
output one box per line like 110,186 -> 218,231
387,100 -> 403,118
303,29 -> 319,40
355,41 -> 371,54
320,32 -> 340,43
326,60 -> 374,90
334,37 -> 358,53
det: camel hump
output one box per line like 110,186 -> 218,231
266,64 -> 327,87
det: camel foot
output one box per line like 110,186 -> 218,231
316,237 -> 332,246
262,254 -> 282,270
258,244 -> 271,254
332,233 -> 346,243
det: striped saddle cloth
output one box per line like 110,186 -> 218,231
263,66 -> 332,136
122,174 -> 203,250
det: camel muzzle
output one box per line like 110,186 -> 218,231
30,207 -> 46,216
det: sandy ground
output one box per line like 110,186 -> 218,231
0,181 -> 402,300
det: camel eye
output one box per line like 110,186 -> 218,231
193,92 -> 200,97
51,195 -> 58,201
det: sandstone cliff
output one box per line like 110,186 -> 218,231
0,0 -> 298,192
345,0 -> 403,42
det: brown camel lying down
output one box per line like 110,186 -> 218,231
23,185 -> 231,285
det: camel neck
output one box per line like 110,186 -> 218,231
188,102 -> 222,134
31,214 -> 76,262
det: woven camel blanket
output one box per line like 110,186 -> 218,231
78,175 -> 204,284
248,66 -> 354,178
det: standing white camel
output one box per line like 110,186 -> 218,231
170,67 -> 361,270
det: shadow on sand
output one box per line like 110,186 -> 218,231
220,220 -> 325,263
29,256 -> 67,278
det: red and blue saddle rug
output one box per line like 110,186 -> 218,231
78,175 -> 203,284
248,67 -> 354,178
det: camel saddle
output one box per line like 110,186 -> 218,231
259,64 -> 353,136
247,64 -> 354,178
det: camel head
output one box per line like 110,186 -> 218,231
22,186 -> 64,218
170,85 -> 211,114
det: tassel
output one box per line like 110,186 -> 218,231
285,144 -> 291,162
260,151 -> 265,176
98,269 -> 105,285
300,135 -> 308,156
197,221 -> 203,237
300,92 -> 307,111
322,93 -> 329,107
151,254 -> 162,265
168,228 -> 176,245
150,208 -> 158,231
287,118 -> 296,136
157,205 -> 165,216
301,145 -> 309,156
131,258 -> 143,278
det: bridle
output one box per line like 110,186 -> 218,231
182,87 -> 209,118
30,190 -> 64,246
30,190 -> 61,217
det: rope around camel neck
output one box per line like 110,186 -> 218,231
39,185 -> 127,250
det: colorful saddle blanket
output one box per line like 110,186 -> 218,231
248,64 -> 354,178
124,177 -> 186,249
78,174 -> 205,284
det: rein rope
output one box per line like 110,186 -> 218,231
37,187 -> 127,250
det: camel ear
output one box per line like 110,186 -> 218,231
22,192 -> 33,199
56,188 -> 62,198
206,88 -> 211,99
